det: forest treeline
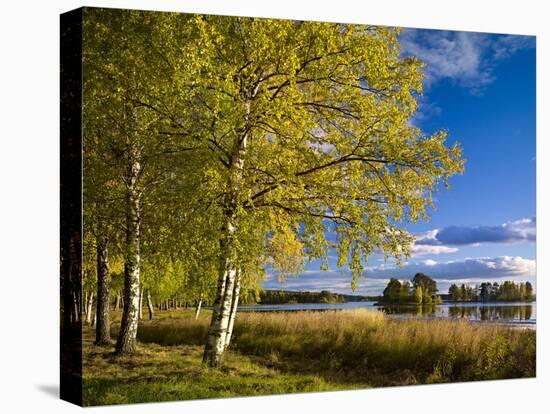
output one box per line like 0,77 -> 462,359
448,281 -> 534,302
60,8 -> 464,367
242,289 -> 369,305
79,286 -> 368,319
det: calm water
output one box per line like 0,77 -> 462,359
237,301 -> 536,326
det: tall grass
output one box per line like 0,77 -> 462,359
130,309 -> 535,385
234,310 -> 535,383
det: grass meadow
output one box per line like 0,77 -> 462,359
82,309 -> 536,405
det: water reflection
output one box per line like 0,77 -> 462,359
237,301 -> 536,325
446,304 -> 533,321
379,303 -> 535,322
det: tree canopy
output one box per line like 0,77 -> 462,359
80,8 -> 464,365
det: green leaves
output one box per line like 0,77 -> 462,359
83,9 -> 464,294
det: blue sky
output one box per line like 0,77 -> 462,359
264,28 -> 536,295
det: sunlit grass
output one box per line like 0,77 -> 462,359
232,310 -> 535,384
83,308 -> 535,405
82,320 -> 366,406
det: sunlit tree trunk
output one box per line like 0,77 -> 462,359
114,292 -> 120,310
95,233 -> 111,345
203,101 -> 251,367
138,287 -> 143,320
203,250 -> 236,367
83,289 -> 88,317
146,289 -> 154,320
85,291 -> 94,325
194,294 -> 203,320
115,143 -> 141,355
224,271 -> 241,350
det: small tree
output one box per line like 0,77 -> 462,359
414,286 -> 423,304
479,283 -> 491,302
525,281 -> 534,301
383,278 -> 402,303
413,273 -> 438,302
449,284 -> 461,302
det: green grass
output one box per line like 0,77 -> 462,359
82,327 -> 365,406
83,308 -> 535,405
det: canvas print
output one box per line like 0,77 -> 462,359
60,7 -> 536,407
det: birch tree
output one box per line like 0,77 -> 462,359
83,8 -> 198,353
83,48 -> 125,346
82,11 -> 464,365
160,16 -> 464,366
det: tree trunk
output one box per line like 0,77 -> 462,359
83,289 -> 88,317
203,259 -> 236,367
138,287 -> 143,320
194,295 -> 203,320
95,234 -> 111,345
114,292 -> 120,310
203,100 -> 251,367
85,291 -> 94,325
115,145 -> 141,355
224,272 -> 241,350
146,289 -> 154,320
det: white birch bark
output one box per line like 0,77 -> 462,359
224,271 -> 241,350
85,291 -> 94,325
115,138 -> 141,354
195,294 -> 203,320
203,99 -> 253,367
138,287 -> 143,320
146,289 -> 154,320
83,290 -> 88,317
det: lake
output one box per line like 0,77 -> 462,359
237,301 -> 536,327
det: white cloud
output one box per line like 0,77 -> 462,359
364,256 -> 536,281
411,244 -> 459,255
414,217 -> 536,248
400,30 -> 535,93
492,35 -> 536,59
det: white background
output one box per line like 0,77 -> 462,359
0,0 -> 547,412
